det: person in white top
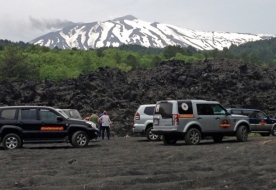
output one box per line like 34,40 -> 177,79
98,110 -> 112,140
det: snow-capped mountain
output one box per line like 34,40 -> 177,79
30,15 -> 276,50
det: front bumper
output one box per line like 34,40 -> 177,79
87,129 -> 99,139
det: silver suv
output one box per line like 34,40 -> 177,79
133,104 -> 161,141
152,99 -> 250,145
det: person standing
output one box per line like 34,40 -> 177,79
98,110 -> 112,140
98,110 -> 104,138
84,113 -> 91,121
90,110 -> 99,127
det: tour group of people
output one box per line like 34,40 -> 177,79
84,110 -> 112,140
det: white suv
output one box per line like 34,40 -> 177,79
133,104 -> 161,141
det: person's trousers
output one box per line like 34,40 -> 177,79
102,126 -> 110,139
98,124 -> 102,138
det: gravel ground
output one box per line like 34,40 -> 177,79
1,136 -> 276,190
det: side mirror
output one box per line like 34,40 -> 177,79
57,116 -> 63,121
225,112 -> 231,116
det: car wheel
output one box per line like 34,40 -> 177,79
162,134 -> 177,145
260,133 -> 270,136
2,133 -> 22,150
271,126 -> 276,136
71,131 -> 89,148
212,135 -> 224,143
236,125 -> 248,142
185,128 -> 201,145
146,126 -> 160,141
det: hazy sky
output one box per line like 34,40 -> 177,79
1,0 -> 275,42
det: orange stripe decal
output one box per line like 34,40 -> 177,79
220,124 -> 231,128
41,126 -> 64,131
179,114 -> 194,118
259,121 -> 267,125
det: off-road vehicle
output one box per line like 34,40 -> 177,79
227,108 -> 276,136
133,104 -> 161,141
0,106 -> 98,150
152,100 -> 250,145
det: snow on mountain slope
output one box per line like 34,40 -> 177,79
30,15 -> 276,50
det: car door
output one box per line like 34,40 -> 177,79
19,108 -> 42,140
254,111 -> 271,131
195,104 -> 215,132
211,104 -> 234,132
38,108 -> 68,139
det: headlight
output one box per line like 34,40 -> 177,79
86,121 -> 98,130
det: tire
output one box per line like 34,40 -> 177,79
162,134 -> 177,145
71,131 -> 89,148
185,128 -> 201,145
2,133 -> 22,150
146,126 -> 160,141
236,125 -> 248,142
212,135 -> 224,143
271,126 -> 276,136
260,133 -> 270,136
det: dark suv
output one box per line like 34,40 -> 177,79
227,108 -> 276,136
0,106 -> 99,150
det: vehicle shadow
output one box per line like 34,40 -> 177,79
155,139 -> 251,146
0,143 -> 101,150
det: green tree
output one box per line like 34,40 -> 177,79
125,54 -> 138,68
163,45 -> 184,59
0,45 -> 39,81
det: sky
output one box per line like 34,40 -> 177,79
0,0 -> 275,42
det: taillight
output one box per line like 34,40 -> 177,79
172,114 -> 179,126
135,112 -> 140,120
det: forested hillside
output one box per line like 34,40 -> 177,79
0,38 -> 276,82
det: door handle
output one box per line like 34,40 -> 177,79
215,117 -> 220,120
197,117 -> 202,120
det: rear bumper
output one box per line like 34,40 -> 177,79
151,128 -> 178,135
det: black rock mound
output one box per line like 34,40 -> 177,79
1,59 -> 276,137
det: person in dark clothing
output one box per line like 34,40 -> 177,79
98,110 -> 104,138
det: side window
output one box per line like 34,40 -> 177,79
178,101 -> 193,114
196,104 -> 213,115
21,109 -> 37,120
0,109 -> 17,120
256,112 -> 267,119
39,109 -> 58,120
242,110 -> 253,117
144,106 -> 154,115
211,104 -> 226,115
247,111 -> 258,118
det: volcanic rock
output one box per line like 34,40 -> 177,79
0,59 -> 276,137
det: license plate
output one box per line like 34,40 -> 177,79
154,119 -> 159,125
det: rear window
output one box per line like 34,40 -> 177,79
0,109 -> 17,120
144,106 -> 155,115
155,102 -> 172,118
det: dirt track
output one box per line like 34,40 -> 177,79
1,136 -> 276,190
